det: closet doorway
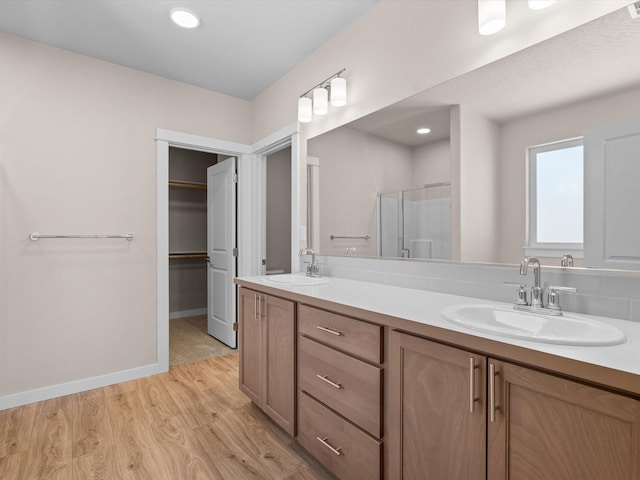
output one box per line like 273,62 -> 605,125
168,147 -> 235,366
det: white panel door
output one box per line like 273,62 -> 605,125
584,116 -> 640,270
207,157 -> 237,348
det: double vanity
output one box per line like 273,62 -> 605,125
234,274 -> 640,480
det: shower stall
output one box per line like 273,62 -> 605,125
377,182 -> 451,260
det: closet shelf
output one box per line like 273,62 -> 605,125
169,180 -> 207,190
169,252 -> 208,260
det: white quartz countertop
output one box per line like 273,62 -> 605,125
236,275 -> 640,382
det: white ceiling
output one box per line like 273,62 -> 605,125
348,6 -> 640,147
0,0 -> 378,100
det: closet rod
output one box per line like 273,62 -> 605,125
30,233 -> 134,241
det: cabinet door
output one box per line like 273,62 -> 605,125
238,288 -> 263,405
389,331 -> 486,480
488,359 -> 640,480
263,294 -> 295,436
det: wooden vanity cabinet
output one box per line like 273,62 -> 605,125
297,305 -> 383,480
488,359 -> 640,480
390,330 -> 640,480
238,287 -> 295,436
388,330 -> 486,480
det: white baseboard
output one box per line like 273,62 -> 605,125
0,362 -> 167,411
169,307 -> 207,320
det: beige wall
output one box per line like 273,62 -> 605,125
308,127 -> 413,256
266,147 -> 292,273
452,106 -> 500,263
498,84 -> 640,265
0,33 -> 250,399
412,138 -> 451,185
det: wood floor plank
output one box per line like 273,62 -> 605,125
72,388 -> 114,459
22,396 -> 73,480
0,354 -> 333,480
192,404 -> 307,480
0,402 -> 36,458
0,451 -> 27,479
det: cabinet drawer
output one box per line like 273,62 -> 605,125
298,392 -> 381,480
298,304 -> 382,363
298,336 -> 382,437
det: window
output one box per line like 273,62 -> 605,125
526,137 -> 584,257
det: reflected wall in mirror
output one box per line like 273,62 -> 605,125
306,6 -> 640,269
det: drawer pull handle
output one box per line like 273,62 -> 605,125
316,374 -> 342,390
469,357 -> 480,413
316,325 -> 342,336
489,363 -> 500,423
316,436 -> 342,456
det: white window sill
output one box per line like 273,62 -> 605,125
524,247 -> 583,259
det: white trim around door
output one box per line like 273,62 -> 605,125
156,125 -> 300,371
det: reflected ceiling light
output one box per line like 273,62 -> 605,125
313,87 -> 329,115
528,0 -> 556,10
170,8 -> 200,29
298,97 -> 312,123
297,69 -> 347,123
417,128 -> 431,135
478,0 -> 506,35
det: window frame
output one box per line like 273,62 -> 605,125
525,137 -> 584,258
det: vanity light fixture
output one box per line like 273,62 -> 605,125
528,0 -> 556,10
417,127 -> 431,134
298,97 -> 313,123
170,8 -> 200,29
297,69 -> 347,123
330,77 -> 347,107
478,0 -> 506,35
313,87 -> 329,115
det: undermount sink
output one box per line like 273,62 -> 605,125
262,274 -> 330,286
441,304 -> 627,346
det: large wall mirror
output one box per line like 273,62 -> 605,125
306,6 -> 640,270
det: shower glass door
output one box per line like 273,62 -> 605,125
402,184 -> 451,260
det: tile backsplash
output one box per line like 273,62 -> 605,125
302,255 -> 640,322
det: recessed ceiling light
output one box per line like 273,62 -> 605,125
417,128 -> 431,135
170,8 -> 200,29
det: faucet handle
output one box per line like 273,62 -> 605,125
545,285 -> 577,312
504,282 -> 528,306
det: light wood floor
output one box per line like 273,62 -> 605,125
169,314 -> 235,367
0,354 -> 334,480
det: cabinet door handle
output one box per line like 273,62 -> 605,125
469,357 -> 480,413
489,363 -> 499,423
316,436 -> 342,456
316,325 -> 342,336
316,374 -> 342,390
254,294 -> 258,320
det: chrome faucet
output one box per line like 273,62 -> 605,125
510,256 -> 577,316
520,257 -> 543,307
561,254 -> 574,267
299,247 -> 320,277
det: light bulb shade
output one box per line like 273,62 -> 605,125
298,97 -> 312,123
478,0 -> 506,35
330,77 -> 347,107
528,0 -> 555,10
313,87 -> 329,115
